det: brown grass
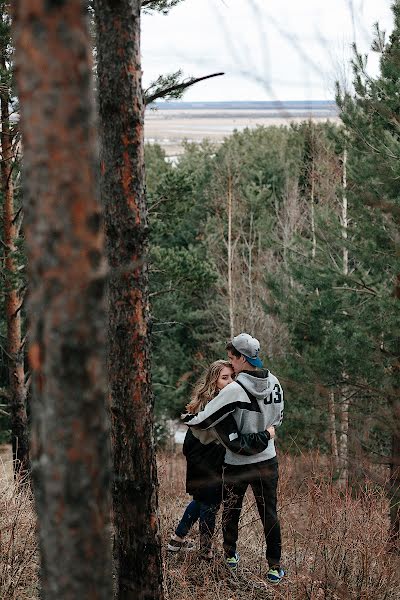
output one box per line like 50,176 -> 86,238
159,451 -> 400,600
1,446 -> 399,599
0,447 -> 38,600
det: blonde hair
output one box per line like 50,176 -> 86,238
185,360 -> 233,414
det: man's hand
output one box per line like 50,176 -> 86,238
267,426 -> 275,439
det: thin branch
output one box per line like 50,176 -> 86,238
149,286 -> 181,298
0,387 -> 10,401
145,72 -> 224,105
0,343 -> 13,361
332,286 -> 377,296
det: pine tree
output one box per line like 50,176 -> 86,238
94,1 -> 164,597
11,1 -> 113,596
337,1 -> 400,543
0,1 -> 29,476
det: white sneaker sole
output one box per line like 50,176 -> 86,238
167,543 -> 196,552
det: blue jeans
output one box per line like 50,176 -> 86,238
175,486 -> 221,551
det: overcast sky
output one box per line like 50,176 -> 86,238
141,0 -> 394,102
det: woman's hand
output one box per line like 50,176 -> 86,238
266,426 -> 275,439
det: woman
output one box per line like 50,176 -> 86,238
168,360 -> 273,559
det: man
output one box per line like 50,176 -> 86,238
183,333 -> 284,584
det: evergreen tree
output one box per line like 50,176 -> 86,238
0,1 -> 29,475
12,0 -> 113,596
94,1 -> 165,597
146,142 -> 219,421
337,1 -> 400,542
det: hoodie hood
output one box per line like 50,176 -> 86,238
236,370 -> 272,400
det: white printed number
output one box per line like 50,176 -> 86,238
264,384 -> 283,405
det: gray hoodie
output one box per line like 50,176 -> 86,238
182,369 -> 284,466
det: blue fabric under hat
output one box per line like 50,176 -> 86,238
232,333 -> 263,368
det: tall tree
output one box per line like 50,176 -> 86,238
0,2 -> 29,476
94,1 -> 163,598
11,1 -> 113,597
337,2 -> 400,542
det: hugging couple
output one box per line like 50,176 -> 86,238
167,333 -> 285,585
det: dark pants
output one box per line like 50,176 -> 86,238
222,459 -> 281,565
175,484 -> 221,551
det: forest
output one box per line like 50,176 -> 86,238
0,0 -> 399,599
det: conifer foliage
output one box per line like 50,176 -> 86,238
337,2 -> 400,543
0,1 -> 29,476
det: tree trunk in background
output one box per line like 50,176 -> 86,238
310,154 -> 316,260
337,392 -> 349,489
227,169 -> 235,338
328,391 -> 338,468
0,21 -> 29,476
94,1 -> 164,598
389,277 -> 400,547
12,2 -> 113,598
338,147 -> 349,490
342,147 -> 348,276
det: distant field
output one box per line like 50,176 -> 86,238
144,100 -> 339,158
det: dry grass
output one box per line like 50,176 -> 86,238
0,446 -> 38,600
0,445 -> 399,599
159,451 -> 400,600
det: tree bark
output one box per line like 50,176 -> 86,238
337,384 -> 349,490
310,153 -> 316,260
0,15 -> 29,477
338,146 -> 350,490
342,147 -> 348,276
11,2 -> 113,598
94,1 -> 164,598
227,169 -> 235,338
328,391 -> 338,468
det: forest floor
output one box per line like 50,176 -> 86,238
1,445 -> 399,599
159,451 -> 400,600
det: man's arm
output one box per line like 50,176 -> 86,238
182,382 -> 247,430
213,414 -> 272,455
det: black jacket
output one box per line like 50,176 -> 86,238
183,411 -> 271,498
183,429 -> 224,498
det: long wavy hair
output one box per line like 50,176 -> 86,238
185,360 -> 233,414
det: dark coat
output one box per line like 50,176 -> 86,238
182,429 -> 224,501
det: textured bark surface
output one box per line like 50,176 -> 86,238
11,2 -> 113,597
94,1 -> 164,598
1,31 -> 29,476
327,391 -> 338,467
337,386 -> 349,490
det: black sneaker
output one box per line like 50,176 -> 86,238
167,537 -> 196,552
266,566 -> 285,584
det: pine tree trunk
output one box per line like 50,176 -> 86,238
227,170 -> 235,338
310,157 -> 316,259
247,211 -> 254,324
342,148 -> 348,275
338,387 -> 349,490
328,391 -> 338,467
0,33 -> 29,476
94,1 -> 164,598
338,147 -> 350,490
11,2 -> 113,598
